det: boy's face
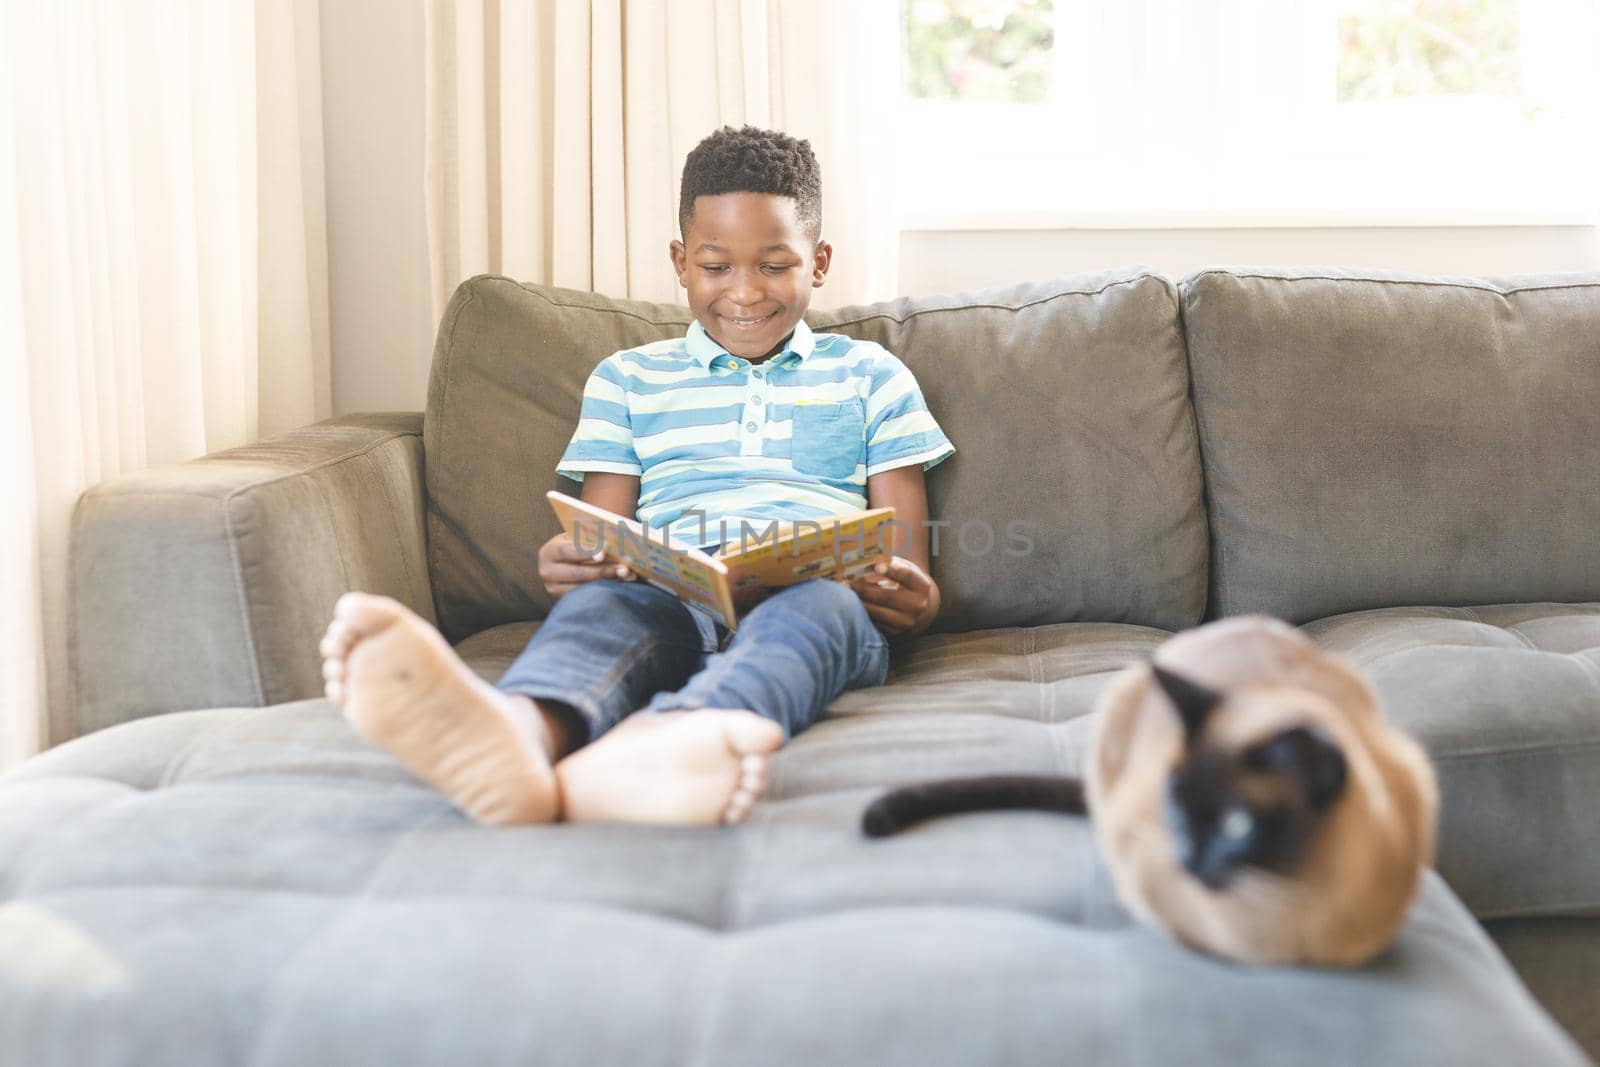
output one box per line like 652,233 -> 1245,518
670,192 -> 831,360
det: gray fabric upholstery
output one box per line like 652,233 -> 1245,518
457,604 -> 1600,921
450,605 -> 1600,1058
424,271 -> 1206,643
1303,603 -> 1600,920
1488,917 -> 1600,1058
1181,266 -> 1600,624
68,414 -> 432,737
42,266 -> 1600,1062
0,694 -> 1588,1067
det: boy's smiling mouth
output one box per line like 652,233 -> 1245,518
723,311 -> 777,331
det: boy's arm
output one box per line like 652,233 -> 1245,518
579,472 -> 644,580
847,464 -> 941,638
578,471 -> 641,518
867,466 -> 930,572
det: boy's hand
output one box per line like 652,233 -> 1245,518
841,556 -> 939,639
539,532 -> 637,599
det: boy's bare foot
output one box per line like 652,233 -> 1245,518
556,710 -> 785,826
319,592 -> 562,826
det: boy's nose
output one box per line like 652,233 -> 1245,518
728,275 -> 762,304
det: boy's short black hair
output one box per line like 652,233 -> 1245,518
678,125 -> 822,242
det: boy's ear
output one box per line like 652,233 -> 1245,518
811,240 -> 832,287
669,239 -> 688,286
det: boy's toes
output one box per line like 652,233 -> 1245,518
720,714 -> 785,759
319,593 -> 413,674
721,754 -> 771,824
319,619 -> 354,659
738,754 -> 766,795
325,678 -> 344,706
714,716 -> 781,825
333,591 -> 406,637
723,787 -> 758,825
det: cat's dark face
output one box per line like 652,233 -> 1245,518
1152,665 -> 1348,891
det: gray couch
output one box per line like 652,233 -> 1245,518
4,266 -> 1598,1065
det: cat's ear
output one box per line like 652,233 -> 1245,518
1151,663 -> 1223,740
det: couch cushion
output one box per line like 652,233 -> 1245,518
1301,602 -> 1600,920
1180,267 -> 1600,623
453,619 -> 541,685
1,678 -> 1588,1065
424,271 -> 1206,642
453,616 -> 1168,717
1488,916 -> 1600,1057
456,603 -> 1600,924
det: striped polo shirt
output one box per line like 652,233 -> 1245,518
556,319 -> 955,548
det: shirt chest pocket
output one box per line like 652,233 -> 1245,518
790,399 -> 865,479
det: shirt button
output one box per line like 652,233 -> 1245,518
751,396 -> 763,406
752,369 -> 763,379
746,421 -> 758,432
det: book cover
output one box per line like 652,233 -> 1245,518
546,490 -> 895,629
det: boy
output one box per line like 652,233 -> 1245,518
319,126 -> 954,828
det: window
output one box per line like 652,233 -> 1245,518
899,0 -> 1600,228
903,0 -> 1057,103
1335,0 -> 1522,102
897,0 -> 1103,221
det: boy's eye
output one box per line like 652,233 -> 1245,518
700,264 -> 795,274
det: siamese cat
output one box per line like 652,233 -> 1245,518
863,616 -> 1438,967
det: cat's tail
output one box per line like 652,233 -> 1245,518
861,775 -> 1087,837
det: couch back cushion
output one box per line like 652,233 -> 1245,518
1181,266 -> 1600,623
424,270 -> 1206,642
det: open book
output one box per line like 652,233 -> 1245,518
547,490 -> 896,629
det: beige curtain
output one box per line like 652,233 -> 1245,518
424,0 -> 901,325
0,0 -> 332,769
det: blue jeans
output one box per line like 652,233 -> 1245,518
494,577 -> 891,746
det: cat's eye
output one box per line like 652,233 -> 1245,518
1220,808 -> 1253,840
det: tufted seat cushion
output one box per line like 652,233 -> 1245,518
0,683 -> 1588,1066
454,605 -> 1600,921
1303,602 -> 1600,919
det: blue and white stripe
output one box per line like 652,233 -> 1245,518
557,319 -> 955,547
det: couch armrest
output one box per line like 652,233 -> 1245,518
68,413 -> 432,737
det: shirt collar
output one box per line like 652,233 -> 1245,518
686,319 -> 816,370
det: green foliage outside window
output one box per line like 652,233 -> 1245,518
902,0 -> 1055,103
900,0 -> 1521,106
1337,0 -> 1521,101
